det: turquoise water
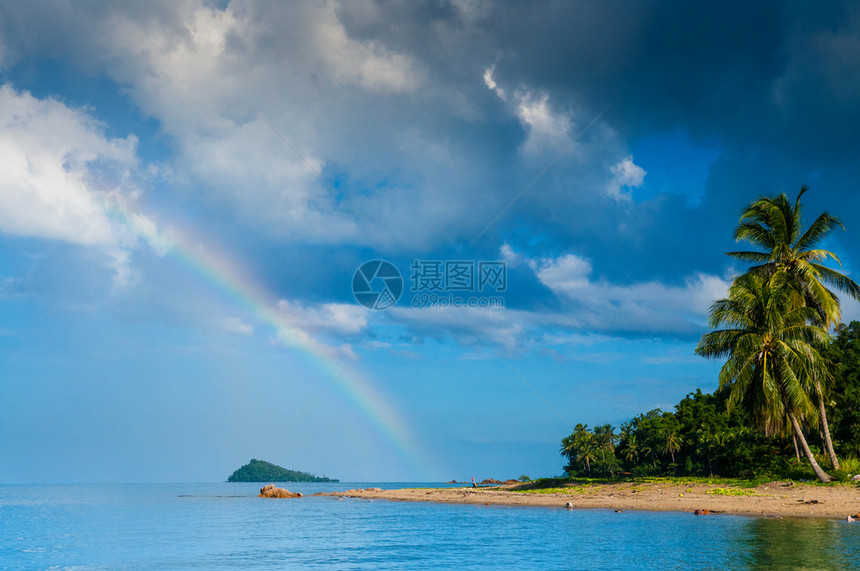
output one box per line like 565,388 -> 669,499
2,483 -> 860,569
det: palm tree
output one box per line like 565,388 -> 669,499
560,434 -> 576,462
728,186 -> 860,317
623,434 -> 640,463
572,423 -> 590,445
728,187 -> 860,470
663,431 -> 681,464
640,445 -> 654,467
580,441 -> 597,476
696,429 -> 718,477
593,424 -> 616,461
619,422 -> 633,443
695,270 -> 833,482
562,424 -> 598,475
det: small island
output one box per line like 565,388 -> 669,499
227,459 -> 339,482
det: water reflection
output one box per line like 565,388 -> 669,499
740,517 -> 859,569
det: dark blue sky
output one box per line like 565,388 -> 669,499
1,1 -> 859,482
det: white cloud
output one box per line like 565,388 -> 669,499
530,251 -> 730,334
0,1 -> 707,256
514,91 -> 572,153
86,2 -> 427,246
483,66 -> 506,99
276,299 -> 368,336
0,85 -> 166,286
268,299 -> 369,359
606,156 -> 646,201
221,316 -> 254,336
500,243 -> 524,267
0,85 -> 135,246
531,253 -> 592,291
378,245 -> 729,352
484,67 -> 577,156
314,3 -> 419,92
106,248 -> 138,290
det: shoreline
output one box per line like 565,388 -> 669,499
327,480 -> 860,520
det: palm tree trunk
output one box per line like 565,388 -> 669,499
788,411 -> 832,483
792,432 -> 800,461
816,385 -> 840,470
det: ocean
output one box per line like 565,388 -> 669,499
2,482 -> 859,569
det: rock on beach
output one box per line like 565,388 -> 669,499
259,484 -> 302,498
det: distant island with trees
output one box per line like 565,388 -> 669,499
227,459 -> 339,482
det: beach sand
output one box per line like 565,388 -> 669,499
328,481 -> 860,519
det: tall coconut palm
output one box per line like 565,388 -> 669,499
623,434 -> 640,463
560,434 -> 576,463
561,424 -> 595,475
695,270 -> 833,482
593,424 -> 616,461
580,441 -> 597,476
663,431 -> 681,464
727,187 -> 859,470
640,445 -> 654,467
728,187 -> 860,318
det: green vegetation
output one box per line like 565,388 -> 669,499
227,459 -> 338,482
706,488 -> 756,496
560,390 -> 812,479
696,269 -> 833,481
560,189 -> 860,483
517,487 -> 594,495
825,322 -> 860,460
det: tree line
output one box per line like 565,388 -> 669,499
227,459 -> 339,482
562,189 -> 860,481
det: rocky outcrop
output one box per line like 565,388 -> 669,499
259,484 -> 302,498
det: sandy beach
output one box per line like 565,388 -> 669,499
329,481 -> 860,519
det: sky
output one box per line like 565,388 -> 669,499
2,1 -> 860,483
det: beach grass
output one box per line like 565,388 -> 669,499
514,486 -> 601,495
706,487 -> 757,496
501,473 -> 860,494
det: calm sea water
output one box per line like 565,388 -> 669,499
2,482 -> 859,569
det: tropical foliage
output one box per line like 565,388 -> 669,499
695,270 -> 832,481
561,424 -> 620,477
824,322 -> 860,457
723,187 -> 860,471
562,389 -> 800,479
562,323 -> 860,479
560,188 -> 860,482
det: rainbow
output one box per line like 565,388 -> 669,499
116,208 -> 436,480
